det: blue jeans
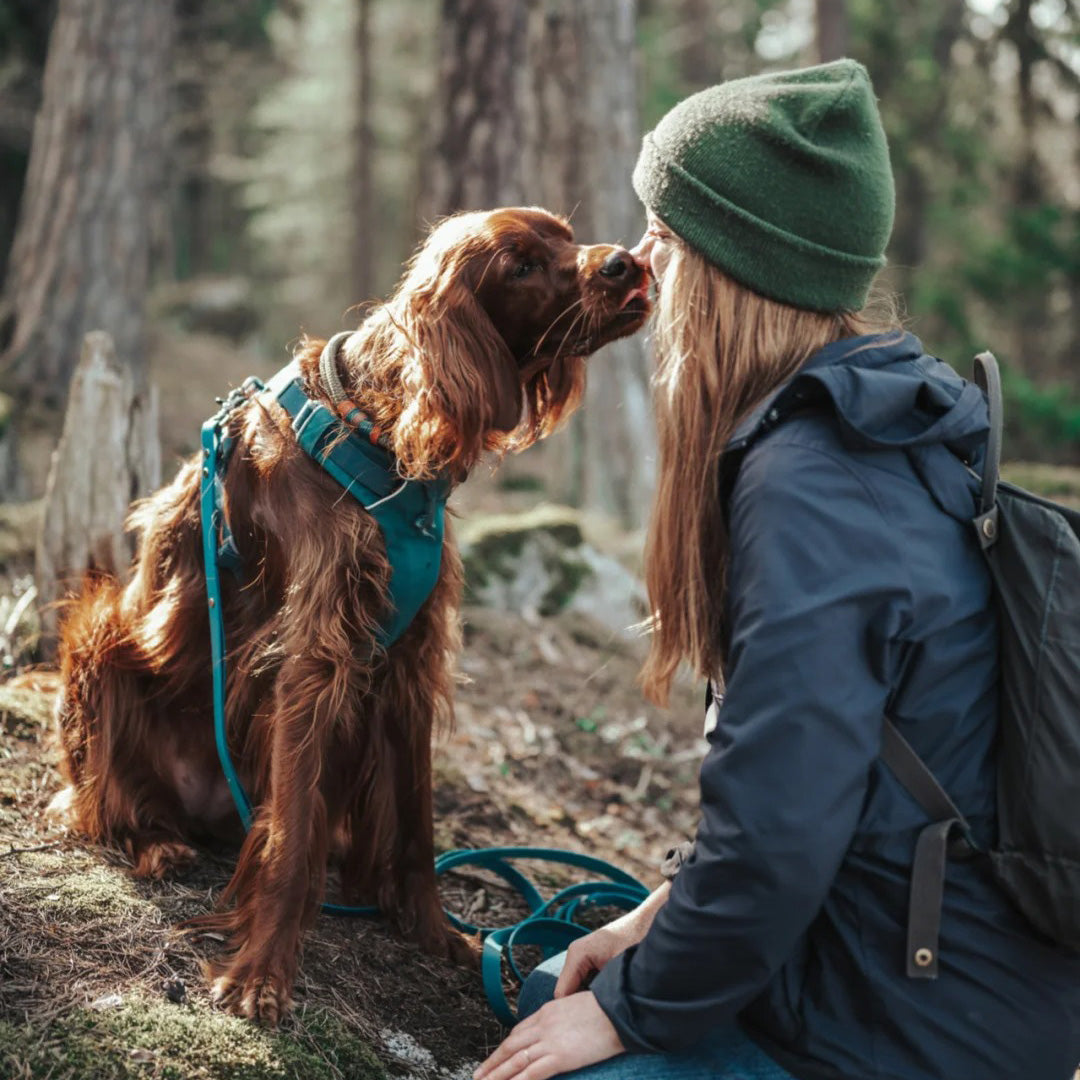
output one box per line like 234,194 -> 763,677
517,954 -> 795,1080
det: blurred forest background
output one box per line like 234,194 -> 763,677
0,0 -> 1077,530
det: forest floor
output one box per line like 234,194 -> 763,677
0,600 -> 704,1080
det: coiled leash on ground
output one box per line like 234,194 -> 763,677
198,348 -> 649,1023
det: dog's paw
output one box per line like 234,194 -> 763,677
45,786 -> 74,819
445,927 -> 482,969
129,839 -> 197,880
211,966 -> 292,1027
415,922 -> 481,968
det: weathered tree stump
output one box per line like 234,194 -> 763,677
35,331 -> 161,656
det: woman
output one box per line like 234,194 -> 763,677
475,60 -> 1080,1080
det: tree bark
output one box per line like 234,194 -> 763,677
0,0 -> 173,408
35,331 -> 160,656
677,0 -> 719,89
352,0 -> 376,304
815,0 -> 849,63
423,0 -> 530,219
425,0 -> 654,527
523,0 -> 655,527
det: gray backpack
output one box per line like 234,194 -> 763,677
882,352 -> 1080,977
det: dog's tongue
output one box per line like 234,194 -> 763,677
618,283 -> 651,310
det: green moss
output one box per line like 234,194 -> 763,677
0,998 -> 385,1080
538,548 -> 590,616
460,505 -> 591,610
496,473 -> 545,493
20,863 -> 154,923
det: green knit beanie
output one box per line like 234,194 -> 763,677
633,59 -> 895,312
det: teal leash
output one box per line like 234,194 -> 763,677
198,379 -> 649,1024
434,847 -> 649,1024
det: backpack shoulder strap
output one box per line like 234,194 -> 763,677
880,719 -> 969,828
972,351 -> 1002,517
971,352 -> 1003,550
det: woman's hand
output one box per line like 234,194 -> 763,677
474,992 -> 624,1080
553,920 -> 639,998
554,881 -> 671,997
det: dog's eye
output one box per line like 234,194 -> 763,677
511,261 -> 537,279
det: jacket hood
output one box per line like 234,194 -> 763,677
728,331 -> 990,458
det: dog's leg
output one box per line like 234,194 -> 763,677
56,592 -> 198,879
378,699 -> 476,966
374,548 -> 476,966
207,654 -> 334,1026
206,514 -> 384,1026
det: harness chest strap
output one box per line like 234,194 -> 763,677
207,361 -> 450,646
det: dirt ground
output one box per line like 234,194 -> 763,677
0,600 -> 705,1080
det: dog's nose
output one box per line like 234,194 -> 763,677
599,250 -> 635,279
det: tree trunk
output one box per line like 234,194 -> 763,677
677,0 -> 720,89
815,0 -> 848,63
422,0 -> 530,219
0,0 -> 173,409
352,0 -> 376,305
35,331 -> 160,656
873,0 -> 965,302
523,0 -> 655,527
425,0 -> 655,527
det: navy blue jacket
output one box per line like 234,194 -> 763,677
590,333 -> 1080,1080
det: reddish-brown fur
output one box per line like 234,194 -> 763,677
54,208 -> 649,1025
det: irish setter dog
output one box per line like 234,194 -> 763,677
53,208 -> 649,1025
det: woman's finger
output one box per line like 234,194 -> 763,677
474,1026 -> 538,1080
477,1045 -> 544,1080
553,949 -> 594,998
517,1054 -> 560,1080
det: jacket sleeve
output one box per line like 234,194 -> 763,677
590,441 -> 914,1053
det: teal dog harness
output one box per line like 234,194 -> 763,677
199,335 -> 450,829
205,338 -> 449,650
197,335 -> 647,1023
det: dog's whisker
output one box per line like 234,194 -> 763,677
532,297 -> 586,359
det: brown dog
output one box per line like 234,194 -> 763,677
53,207 -> 650,1024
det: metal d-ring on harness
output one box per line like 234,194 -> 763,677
197,336 -> 648,1023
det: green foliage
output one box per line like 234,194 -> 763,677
1002,366 -> 1080,448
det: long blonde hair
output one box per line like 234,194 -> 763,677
640,239 -> 899,705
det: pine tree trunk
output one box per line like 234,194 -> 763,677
423,0 -> 530,218
523,0 -> 655,528
816,0 -> 849,63
35,331 -> 160,657
352,0 -> 376,304
425,0 -> 654,527
677,0 -> 721,88
0,0 -> 173,409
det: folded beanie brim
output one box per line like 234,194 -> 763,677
633,133 -> 885,312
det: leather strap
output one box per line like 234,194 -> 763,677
971,352 -> 1002,548
881,719 -> 980,980
906,818 -> 964,979
971,352 -> 1002,517
880,720 -> 970,833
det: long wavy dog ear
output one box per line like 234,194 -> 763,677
395,275 -> 524,473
